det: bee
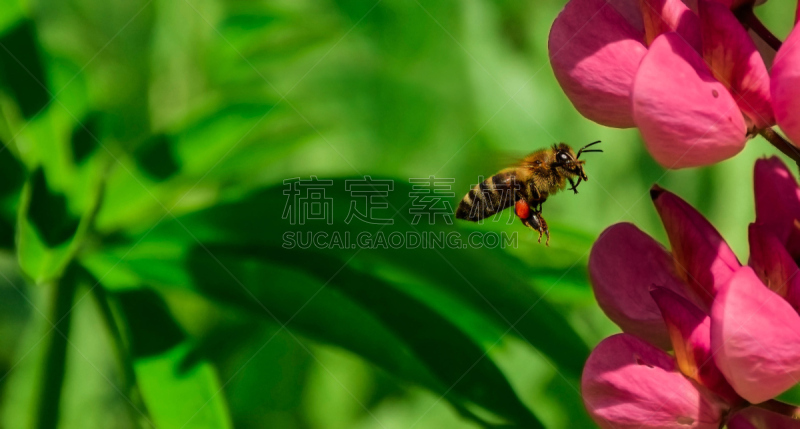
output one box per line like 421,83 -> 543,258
454,141 -> 602,245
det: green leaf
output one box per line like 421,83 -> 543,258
84,244 -> 531,426
69,113 -> 102,165
115,289 -> 233,429
0,263 -> 82,429
777,383 -> 800,406
86,177 -> 596,426
16,148 -> 104,283
26,168 -> 80,247
0,140 -> 25,249
133,134 -> 181,181
16,163 -> 108,283
0,139 -> 25,198
117,289 -> 186,358
0,0 -> 24,36
17,167 -> 83,282
188,245 -> 543,427
105,254 -> 447,395
0,20 -> 50,119
134,342 -> 232,429
142,178 -> 591,376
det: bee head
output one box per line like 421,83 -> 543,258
552,143 -> 587,180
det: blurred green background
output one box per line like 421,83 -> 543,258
0,0 -> 795,428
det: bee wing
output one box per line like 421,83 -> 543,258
468,151 -> 522,175
484,148 -> 522,160
457,152 -> 528,191
487,145 -> 552,171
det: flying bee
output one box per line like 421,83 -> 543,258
454,141 -> 602,245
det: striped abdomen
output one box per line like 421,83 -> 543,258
455,169 -> 520,222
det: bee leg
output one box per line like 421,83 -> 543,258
538,213 -> 550,246
525,212 -> 547,244
528,212 -> 550,245
567,177 -> 580,194
516,199 -> 550,245
535,202 -> 550,244
568,177 -> 581,194
525,214 -> 544,244
536,220 -> 544,244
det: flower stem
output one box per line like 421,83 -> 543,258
89,281 -> 150,425
34,276 -> 78,429
754,399 -> 800,419
760,128 -> 800,170
735,5 -> 782,51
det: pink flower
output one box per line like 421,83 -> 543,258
710,157 -> 800,403
728,406 -> 800,428
585,187 -> 742,427
584,157 -> 800,426
771,24 -> 800,146
711,267 -> 800,403
753,156 -> 800,258
549,0 -> 773,168
582,333 -> 731,428
588,186 -> 739,349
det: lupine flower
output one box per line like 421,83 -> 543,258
771,23 -> 800,145
711,267 -> 800,404
583,157 -> 800,427
711,157 -> 800,403
585,187 -> 742,427
728,406 -> 800,428
588,186 -> 739,349
582,333 -> 731,428
549,0 -> 773,168
752,156 -> 800,264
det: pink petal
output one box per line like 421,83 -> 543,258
728,413 -> 759,429
639,0 -> 702,49
711,267 -> 800,404
731,406 -> 800,428
608,0 -> 645,32
589,223 -> 701,349
632,32 -> 747,168
753,156 -> 800,258
582,333 -> 727,429
650,287 -> 740,404
651,186 -> 740,306
548,0 -> 647,128
698,1 -> 774,129
748,223 -> 800,307
772,24 -> 800,145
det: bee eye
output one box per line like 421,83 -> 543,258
558,152 -> 569,162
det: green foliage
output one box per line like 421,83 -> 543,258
0,0 -> 794,428
0,21 -> 50,119
116,289 -> 233,429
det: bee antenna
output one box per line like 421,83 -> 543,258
577,141 -> 602,159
